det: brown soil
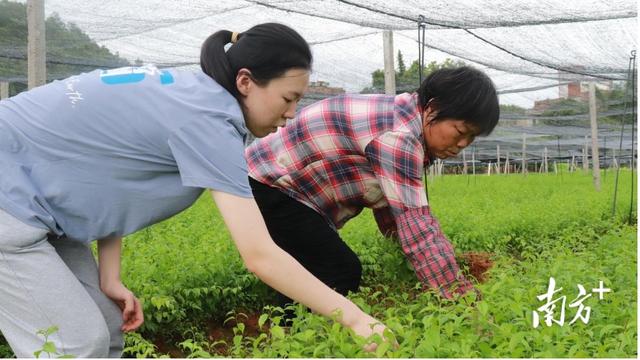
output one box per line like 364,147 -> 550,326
150,310 -> 265,357
206,311 -> 265,354
153,337 -> 186,358
458,252 -> 494,283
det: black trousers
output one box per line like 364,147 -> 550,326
249,177 -> 362,308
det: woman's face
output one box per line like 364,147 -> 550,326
422,107 -> 479,159
236,68 -> 310,138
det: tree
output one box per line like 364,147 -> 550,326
361,55 -> 465,94
397,50 -> 406,76
0,0 -> 130,96
500,104 -> 527,114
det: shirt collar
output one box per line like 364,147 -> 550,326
395,92 -> 436,167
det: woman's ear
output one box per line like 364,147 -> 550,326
422,104 -> 437,125
235,68 -> 253,96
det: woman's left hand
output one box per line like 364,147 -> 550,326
101,281 -> 144,332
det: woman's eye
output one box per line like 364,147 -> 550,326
283,97 -> 293,103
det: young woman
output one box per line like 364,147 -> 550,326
246,66 -> 500,309
0,23 -> 386,358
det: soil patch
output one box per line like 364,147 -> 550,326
459,252 -> 495,283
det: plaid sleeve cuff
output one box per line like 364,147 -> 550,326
373,208 -> 398,238
395,206 -> 476,299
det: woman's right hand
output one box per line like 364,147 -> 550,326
211,191 -> 396,351
350,312 -> 394,352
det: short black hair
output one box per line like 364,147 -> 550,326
417,66 -> 499,136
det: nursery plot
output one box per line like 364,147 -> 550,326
0,171 -> 635,358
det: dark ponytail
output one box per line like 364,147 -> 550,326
200,23 -> 312,99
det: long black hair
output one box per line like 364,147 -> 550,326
417,66 -> 499,136
200,23 -> 312,99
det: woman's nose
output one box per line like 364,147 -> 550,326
283,102 -> 297,119
457,137 -> 473,148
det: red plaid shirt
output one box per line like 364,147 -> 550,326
246,93 -> 475,299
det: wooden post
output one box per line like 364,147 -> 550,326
588,83 -> 601,191
505,152 -> 510,174
583,136 -> 589,172
471,151 -> 476,175
462,149 -> 468,174
382,30 -> 396,95
522,133 -> 527,175
544,147 -> 549,173
472,149 -> 476,176
27,0 -> 46,89
487,161 -> 492,176
570,155 -> 576,172
0,82 -> 8,99
496,145 -> 501,174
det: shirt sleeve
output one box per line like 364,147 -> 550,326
168,115 -> 253,198
373,207 -> 398,238
365,131 -> 475,299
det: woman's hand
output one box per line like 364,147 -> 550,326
210,190 -> 396,353
350,312 -> 396,352
97,236 -> 143,332
101,281 -> 144,332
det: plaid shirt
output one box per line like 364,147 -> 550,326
246,93 -> 475,299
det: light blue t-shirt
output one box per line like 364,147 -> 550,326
0,65 -> 253,242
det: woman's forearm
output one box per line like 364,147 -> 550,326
97,236 -> 123,289
210,191 -> 377,331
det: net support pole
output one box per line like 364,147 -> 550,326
472,149 -> 476,176
27,0 -> 46,89
544,147 -> 548,173
0,82 -> 8,99
505,152 -> 510,174
583,136 -> 589,173
383,30 -> 396,95
462,149 -> 468,174
522,133 -> 527,176
496,145 -> 501,174
589,83 -> 601,191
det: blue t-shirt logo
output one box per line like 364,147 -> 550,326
100,65 -> 174,85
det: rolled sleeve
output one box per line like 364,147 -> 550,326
395,207 -> 475,299
366,131 -> 475,299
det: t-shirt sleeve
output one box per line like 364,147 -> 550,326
167,115 -> 253,198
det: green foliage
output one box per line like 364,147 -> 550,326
595,85 -> 636,125
0,0 -> 129,95
362,54 -> 465,93
541,98 -> 588,117
0,334 -> 12,359
397,50 -> 406,75
0,172 -> 636,358
33,326 -> 75,358
123,332 -> 170,358
500,104 -> 527,114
